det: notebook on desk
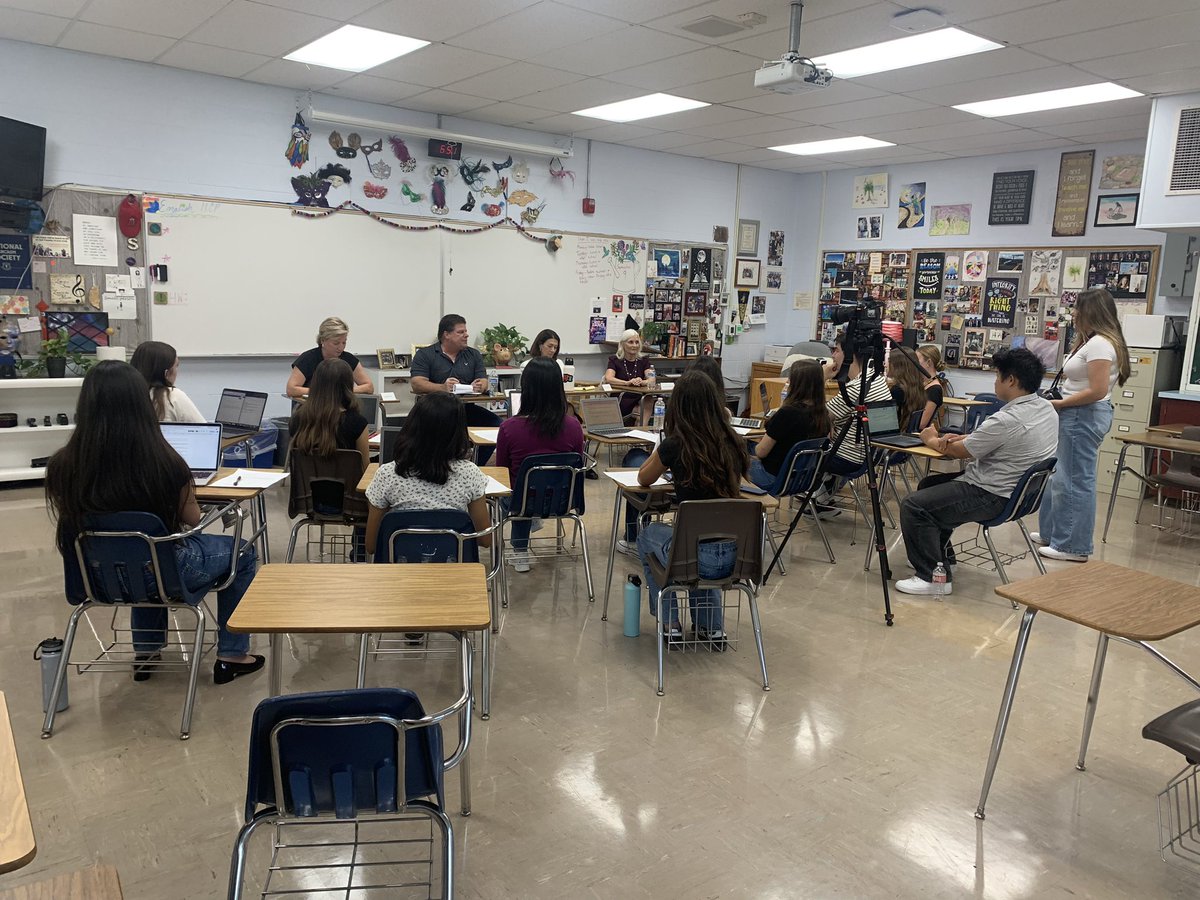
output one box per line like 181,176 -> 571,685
214,388 -> 268,437
580,397 -> 631,437
865,401 -> 924,449
161,422 -> 223,485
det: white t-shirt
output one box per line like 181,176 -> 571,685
156,386 -> 205,423
365,457 -> 487,512
1062,335 -> 1119,401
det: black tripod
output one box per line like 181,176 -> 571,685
764,334 -> 896,626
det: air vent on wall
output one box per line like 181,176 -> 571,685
1167,105 -> 1200,195
680,16 -> 746,38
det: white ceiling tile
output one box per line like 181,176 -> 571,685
621,131 -> 712,151
242,58 -> 345,91
989,97 -> 1151,128
708,147 -> 790,164
948,137 -> 1080,157
323,74 -> 429,105
0,0 -> 88,15
393,89 -> 489,116
352,0 -> 541,43
969,0 -> 1200,45
725,2 -> 925,60
679,72 -> 766,104
531,25 -> 705,76
606,46 -> 759,91
791,106 -> 974,132
932,0 -> 1051,25
678,114 -> 795,140
443,62 -> 582,102
1125,67 -> 1200,95
570,122 -> 661,142
511,78 -> 641,113
652,104 -> 760,130
735,124 -> 859,148
1024,10 -> 1200,65
1034,113 -> 1151,138
726,80 -> 887,115
907,129 -> 1066,153
789,95 -> 934,127
1077,42 -> 1200,81
523,111 -> 596,133
648,0 -> 878,46
906,65 -> 1097,106
671,138 -> 752,157
853,48 -> 1054,96
450,2 -> 626,56
875,119 -> 1022,145
56,21 -> 177,62
185,1 -> 336,57
460,100 -> 563,127
154,40 -> 273,78
1053,128 -> 1150,145
0,8 -> 70,45
556,0 -> 715,25
79,0 -> 230,39
369,44 -> 515,88
250,0 -> 380,18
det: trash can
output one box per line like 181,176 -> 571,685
271,416 -> 290,467
221,419 -> 279,468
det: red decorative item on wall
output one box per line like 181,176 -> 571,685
582,197 -> 596,215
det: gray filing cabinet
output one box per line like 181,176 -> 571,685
1096,347 -> 1183,500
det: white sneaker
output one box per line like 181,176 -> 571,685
616,539 -> 638,557
895,576 -> 953,596
1028,532 -> 1047,545
1038,546 -> 1087,562
512,553 -> 531,573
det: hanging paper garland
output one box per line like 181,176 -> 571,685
291,199 -> 552,245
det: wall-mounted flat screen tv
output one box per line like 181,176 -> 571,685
0,116 -> 47,202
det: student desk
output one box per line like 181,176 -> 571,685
975,561 -> 1200,821
0,692 -> 35,875
226,563 -> 489,814
195,467 -> 279,564
355,464 -> 510,498
0,865 -> 124,900
219,430 -> 262,467
942,396 -> 990,408
599,469 -> 778,619
1101,431 -> 1200,542
1149,423 -> 1186,436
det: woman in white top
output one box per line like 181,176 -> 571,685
1034,288 -> 1130,561
130,341 -> 205,423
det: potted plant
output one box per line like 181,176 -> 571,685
639,321 -> 665,353
479,323 -> 529,366
19,330 -> 94,378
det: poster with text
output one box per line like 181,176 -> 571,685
0,236 -> 32,290
983,277 -> 1019,328
988,170 -> 1035,226
913,251 -> 945,300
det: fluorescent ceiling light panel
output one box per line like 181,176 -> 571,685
812,27 -> 1002,78
770,136 -> 895,155
573,93 -> 709,123
285,25 -> 429,73
954,82 -> 1143,117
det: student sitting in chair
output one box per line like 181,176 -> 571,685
130,340 -> 205,423
817,331 -> 895,498
896,347 -> 1058,596
636,371 -> 746,646
289,359 -> 371,471
889,347 -> 943,432
496,358 -> 584,573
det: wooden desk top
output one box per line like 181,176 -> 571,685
0,864 -> 124,900
220,431 -> 260,450
0,692 -> 36,874
228,563 -> 491,633
195,467 -> 279,502
1111,431 -> 1200,453
1149,423 -> 1185,436
871,441 -> 946,460
995,561 -> 1200,642
942,396 -> 989,408
356,464 -> 510,496
604,469 -> 779,508
587,431 -> 656,445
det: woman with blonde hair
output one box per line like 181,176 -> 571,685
889,348 -> 943,432
1034,287 -> 1130,562
604,329 -> 655,424
917,344 -> 955,396
287,316 -> 374,398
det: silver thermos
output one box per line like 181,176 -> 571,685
35,636 -> 69,713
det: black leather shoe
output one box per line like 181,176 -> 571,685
585,469 -> 599,480
133,651 -> 161,682
214,655 -> 266,685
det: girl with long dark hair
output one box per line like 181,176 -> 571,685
45,361 -> 263,684
289,358 -> 370,470
497,357 -> 585,572
748,360 -> 832,492
130,340 -> 204,422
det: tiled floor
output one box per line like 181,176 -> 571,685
2,473 -> 1200,898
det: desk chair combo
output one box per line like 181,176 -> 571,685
42,504 -> 248,741
1138,425 -> 1200,531
1143,699 -> 1200,869
285,449 -> 368,563
760,438 -> 836,568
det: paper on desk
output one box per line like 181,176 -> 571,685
655,382 -> 675,391
471,428 -> 500,443
380,391 -> 397,402
484,475 -> 510,495
733,426 -> 756,436
624,429 -> 660,444
453,383 -> 474,395
605,469 -> 670,489
210,469 -> 288,489
600,383 -> 612,392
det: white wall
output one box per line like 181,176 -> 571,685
1141,93 -> 1200,232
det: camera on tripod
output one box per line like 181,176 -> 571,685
830,298 -> 884,369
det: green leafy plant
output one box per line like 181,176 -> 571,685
639,321 -> 665,350
19,329 -> 96,377
478,323 -> 529,365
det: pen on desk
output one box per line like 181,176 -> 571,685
233,475 -> 242,486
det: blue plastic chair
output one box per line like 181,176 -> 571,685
977,457 -> 1057,599
762,438 -> 835,566
227,688 -> 458,899
506,452 -> 592,599
44,506 -> 244,741
965,392 -> 1004,432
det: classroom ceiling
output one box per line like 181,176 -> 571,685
3,0 -> 1199,171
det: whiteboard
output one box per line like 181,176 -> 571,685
146,197 -> 442,355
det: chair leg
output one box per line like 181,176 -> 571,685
227,814 -> 273,900
656,598 -> 666,696
357,633 -> 370,688
412,801 -> 455,900
765,525 -> 786,576
480,626 -> 491,721
285,518 -> 308,563
1018,520 -> 1046,577
41,603 -> 88,739
746,587 -> 769,692
574,516 -> 595,601
1076,633 -> 1109,772
179,603 -> 207,740
982,525 -> 1009,586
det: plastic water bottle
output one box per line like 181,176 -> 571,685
488,373 -> 499,394
653,396 -> 666,431
931,562 -> 948,599
563,357 -> 575,384
623,575 -> 642,637
645,364 -> 656,386
35,637 -> 69,713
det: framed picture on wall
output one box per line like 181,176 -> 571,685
736,219 -> 760,255
734,258 -> 761,287
377,348 -> 397,368
1094,193 -> 1139,227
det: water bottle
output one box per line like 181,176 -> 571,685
487,373 -> 499,395
645,364 -> 656,386
931,561 -> 948,598
623,575 -> 642,637
562,357 -> 575,385
35,637 -> 69,713
779,386 -> 788,405
653,396 -> 666,431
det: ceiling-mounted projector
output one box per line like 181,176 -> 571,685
754,1 -> 833,93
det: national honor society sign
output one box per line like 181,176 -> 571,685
0,235 -> 32,290
983,277 -> 1018,328
913,251 -> 945,300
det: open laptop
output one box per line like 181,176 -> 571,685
506,389 -> 521,417
580,397 -> 632,437
161,422 -> 223,485
731,415 -> 763,429
214,388 -> 268,437
865,400 -> 924,449
759,382 -> 772,418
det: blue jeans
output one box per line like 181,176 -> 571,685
132,533 -> 256,657
621,448 -> 652,541
637,523 -> 734,631
1039,402 -> 1112,556
748,455 -> 775,490
500,496 -> 532,551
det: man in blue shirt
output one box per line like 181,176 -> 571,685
411,314 -> 499,462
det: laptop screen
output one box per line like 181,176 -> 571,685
864,401 -> 900,436
580,398 -> 623,428
161,423 -> 222,472
507,390 -> 521,417
215,389 -> 268,429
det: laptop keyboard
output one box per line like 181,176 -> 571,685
730,417 -> 762,429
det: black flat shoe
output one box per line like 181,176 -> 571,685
214,655 -> 266,685
585,469 -> 599,480
133,651 -> 161,682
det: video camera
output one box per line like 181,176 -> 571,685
830,298 -> 885,372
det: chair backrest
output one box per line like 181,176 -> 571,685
664,499 -> 764,585
511,452 -> 585,518
66,512 -> 185,605
768,438 -> 829,499
242,688 -> 444,822
906,407 -> 924,433
374,508 -> 480,563
966,393 -> 1003,431
982,457 -> 1057,527
1168,426 -> 1200,476
288,449 -> 368,523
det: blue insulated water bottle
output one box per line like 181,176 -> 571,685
624,574 -> 642,638
36,636 -> 69,713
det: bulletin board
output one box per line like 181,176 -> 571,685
814,248 -> 911,344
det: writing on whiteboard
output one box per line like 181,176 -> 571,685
575,237 -> 645,293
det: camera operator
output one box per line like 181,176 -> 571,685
820,330 -> 894,491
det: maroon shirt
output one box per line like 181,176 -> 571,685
496,415 -> 585,485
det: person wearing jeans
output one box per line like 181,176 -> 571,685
638,523 -> 734,639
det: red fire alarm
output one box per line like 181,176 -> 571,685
582,197 -> 596,214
